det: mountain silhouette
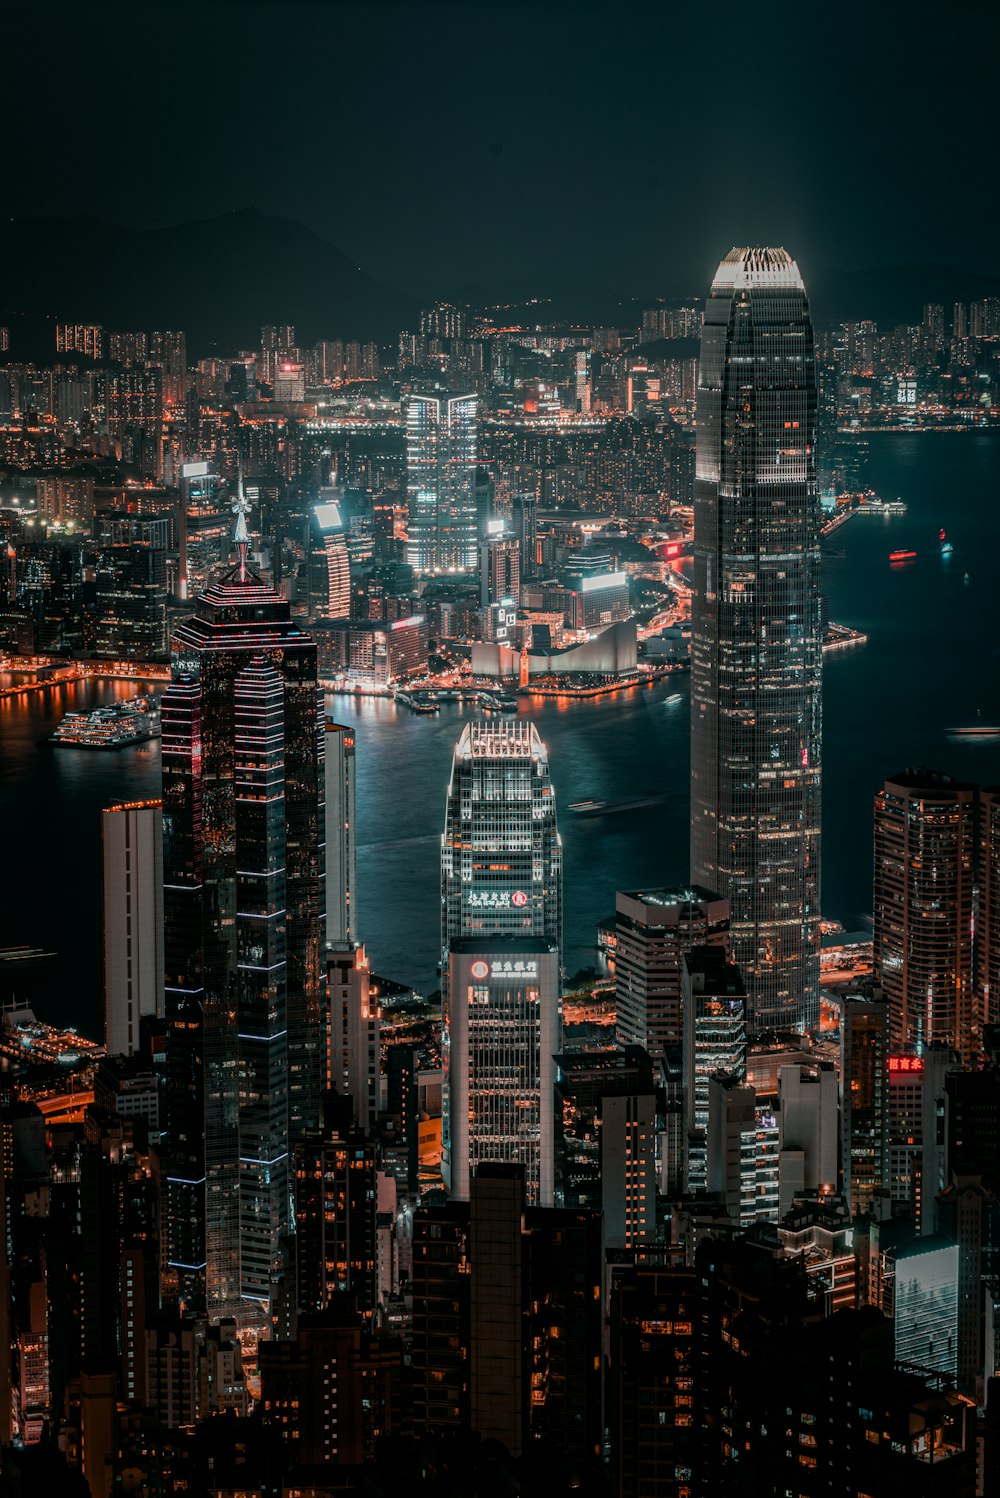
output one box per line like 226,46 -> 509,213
0,208 -> 415,354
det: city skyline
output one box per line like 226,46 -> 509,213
2,194 -> 1000,1491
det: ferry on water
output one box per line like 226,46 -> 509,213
889,549 -> 917,563
49,694 -> 160,749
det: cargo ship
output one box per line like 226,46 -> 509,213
49,694 -> 160,749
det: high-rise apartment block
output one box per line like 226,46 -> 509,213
478,531 -> 520,607
56,323 -> 103,360
615,886 -> 728,1060
840,990 -> 889,1218
691,247 -> 822,1034
405,390 -> 478,574
873,769 -> 976,1060
682,946 -> 748,1191
981,786 -> 1000,1030
179,462 -> 227,600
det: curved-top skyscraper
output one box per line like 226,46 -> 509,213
690,247 -> 822,1034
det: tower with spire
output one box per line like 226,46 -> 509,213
161,511 -> 326,1324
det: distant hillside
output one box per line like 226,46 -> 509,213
0,208 -> 415,354
806,261 -> 1000,328
1,210 -> 997,358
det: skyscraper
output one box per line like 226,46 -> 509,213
441,721 -> 563,1203
614,886 -> 728,1060
162,509 -> 325,1321
873,769 -> 976,1061
840,990 -> 889,1219
102,800 -> 164,1056
311,499 -> 351,619
93,513 -> 169,660
325,721 -> 357,948
405,390 -> 478,574
981,786 -> 1000,1031
441,721 -> 562,960
690,247 -> 822,1033
681,946 -> 748,1192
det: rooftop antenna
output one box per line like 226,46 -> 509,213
231,457 -> 252,582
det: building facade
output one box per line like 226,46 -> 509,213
691,247 -> 822,1033
102,800 -> 164,1057
325,721 -> 357,948
448,939 -> 560,1207
615,886 -> 728,1060
873,769 -> 976,1060
441,720 -> 563,1202
161,564 -> 325,1321
405,390 -> 478,574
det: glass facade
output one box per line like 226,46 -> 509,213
441,720 -> 562,960
405,391 -> 478,574
162,573 -> 325,1321
448,941 -> 560,1206
440,721 -> 563,1203
691,247 -> 822,1033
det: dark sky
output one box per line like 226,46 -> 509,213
7,0 -> 998,298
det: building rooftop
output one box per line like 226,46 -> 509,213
711,246 -> 805,293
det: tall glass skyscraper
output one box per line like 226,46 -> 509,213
405,390 -> 478,574
690,247 -> 822,1034
441,721 -> 562,959
441,721 -> 562,1203
162,553 -> 325,1321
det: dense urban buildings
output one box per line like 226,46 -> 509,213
3,212 -> 1000,1497
690,247 -> 823,1035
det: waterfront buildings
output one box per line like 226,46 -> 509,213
179,462 -> 227,601
161,542 -> 325,1321
405,390 -> 478,574
101,799 -> 163,1057
690,246 -> 822,1034
478,530 -> 520,608
873,768 -> 976,1060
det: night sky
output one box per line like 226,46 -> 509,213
7,0 -> 998,298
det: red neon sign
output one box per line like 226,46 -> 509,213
888,1056 -> 924,1075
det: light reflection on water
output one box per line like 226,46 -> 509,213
1,433 -> 999,1029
